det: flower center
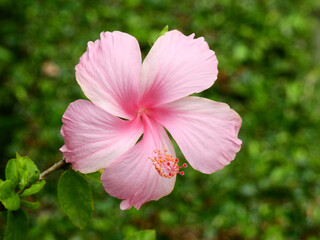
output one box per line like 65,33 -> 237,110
149,148 -> 187,178
137,106 -> 148,118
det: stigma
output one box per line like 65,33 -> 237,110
149,148 -> 187,178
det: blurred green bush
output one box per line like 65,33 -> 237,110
1,0 -> 320,239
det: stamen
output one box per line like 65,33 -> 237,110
149,148 -> 187,178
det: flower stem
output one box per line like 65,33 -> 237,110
39,158 -> 68,181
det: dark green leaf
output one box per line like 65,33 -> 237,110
84,171 -> 102,183
20,181 -> 46,197
21,200 -> 40,210
1,193 -> 20,211
4,209 -> 29,240
5,159 -> 19,185
125,230 -> 156,240
58,170 -> 93,229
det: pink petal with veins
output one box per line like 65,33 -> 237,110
150,96 -> 242,174
139,30 -> 218,108
60,100 -> 143,173
76,31 -> 141,119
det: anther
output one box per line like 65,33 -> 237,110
150,148 -> 187,178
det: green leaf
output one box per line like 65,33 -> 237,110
20,181 -> 46,197
0,180 -> 20,210
148,25 -> 169,47
0,180 -> 16,199
58,170 -> 93,229
5,159 -> 19,185
24,157 -> 40,184
4,209 -> 29,240
125,230 -> 156,240
84,171 -> 102,183
158,25 -> 169,37
16,154 -> 40,189
1,193 -> 20,211
21,200 -> 40,210
16,154 -> 28,190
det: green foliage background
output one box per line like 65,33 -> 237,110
1,0 -> 320,239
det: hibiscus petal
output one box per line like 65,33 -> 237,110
150,96 -> 242,174
60,100 -> 143,173
101,117 -> 176,210
76,31 -> 141,119
139,30 -> 218,108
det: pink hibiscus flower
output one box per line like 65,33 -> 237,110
60,30 -> 242,210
